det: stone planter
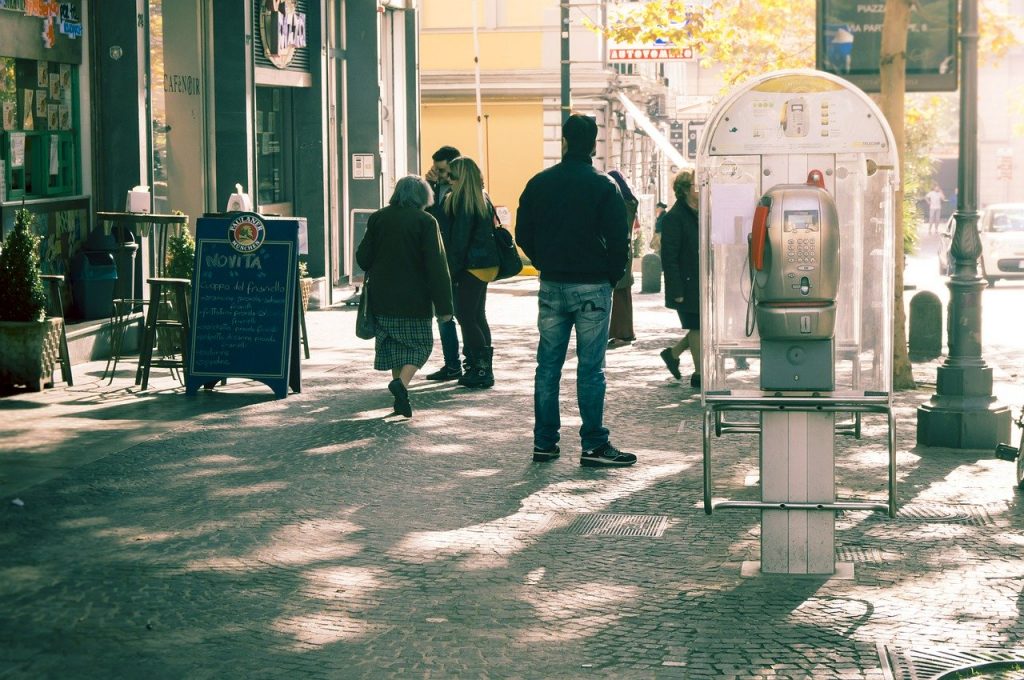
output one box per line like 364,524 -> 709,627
0,317 -> 63,392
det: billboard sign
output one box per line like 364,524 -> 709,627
816,0 -> 958,92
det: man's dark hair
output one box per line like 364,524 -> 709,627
431,145 -> 461,163
562,113 -> 598,155
656,202 -> 667,209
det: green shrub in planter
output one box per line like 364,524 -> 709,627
164,213 -> 195,280
0,209 -> 47,322
0,209 -> 62,391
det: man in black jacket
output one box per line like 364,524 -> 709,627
515,113 -> 636,468
423,145 -> 463,381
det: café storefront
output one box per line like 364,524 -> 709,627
2,0 -> 420,361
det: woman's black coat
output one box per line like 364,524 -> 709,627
661,200 -> 700,314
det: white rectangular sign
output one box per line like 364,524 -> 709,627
608,45 -> 694,62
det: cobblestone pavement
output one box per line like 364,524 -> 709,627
2,276 -> 1024,679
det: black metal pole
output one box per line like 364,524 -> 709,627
561,1 -> 570,121
916,0 -> 1010,448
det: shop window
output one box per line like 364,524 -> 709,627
256,86 -> 294,215
0,56 -> 78,201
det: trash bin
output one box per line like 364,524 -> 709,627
70,228 -> 119,320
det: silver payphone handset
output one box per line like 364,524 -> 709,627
747,170 -> 840,341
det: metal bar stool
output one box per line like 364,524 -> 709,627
39,274 -> 73,386
137,277 -> 191,390
96,212 -> 190,384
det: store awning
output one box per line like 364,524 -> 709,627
616,91 -> 690,169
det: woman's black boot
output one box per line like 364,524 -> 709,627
459,347 -> 494,388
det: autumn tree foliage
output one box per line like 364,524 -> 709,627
589,0 -> 1020,390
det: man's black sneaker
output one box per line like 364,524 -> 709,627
532,444 -> 560,463
690,373 -> 702,389
659,348 -> 681,380
425,365 -> 462,381
580,443 -> 637,468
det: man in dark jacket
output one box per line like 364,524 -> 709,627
515,113 -> 636,468
423,145 -> 463,381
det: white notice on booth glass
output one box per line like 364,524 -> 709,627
710,183 -> 757,245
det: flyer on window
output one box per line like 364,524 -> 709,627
22,90 -> 33,130
59,64 -> 71,91
50,135 -> 59,176
37,61 -> 49,88
59,105 -> 70,130
49,73 -> 60,100
35,88 -> 47,117
47,104 -> 58,131
11,132 -> 25,167
2,101 -> 15,131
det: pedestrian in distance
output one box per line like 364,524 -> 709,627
607,170 -> 639,349
515,112 -> 636,468
355,175 -> 454,418
925,184 -> 946,234
423,145 -> 465,381
659,169 -> 703,389
441,156 -> 501,389
650,201 -> 667,253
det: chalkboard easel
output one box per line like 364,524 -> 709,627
185,213 -> 302,398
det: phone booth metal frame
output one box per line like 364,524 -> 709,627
696,69 -> 898,576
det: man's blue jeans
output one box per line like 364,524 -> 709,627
534,280 -> 612,452
438,317 -> 460,369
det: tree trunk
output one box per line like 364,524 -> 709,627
879,0 -> 916,390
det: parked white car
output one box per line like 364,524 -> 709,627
938,203 -> 1024,284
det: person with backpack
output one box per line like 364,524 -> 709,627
441,156 -> 500,389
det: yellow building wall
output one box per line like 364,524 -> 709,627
421,0 -> 554,30
421,101 -> 544,227
420,32 -> 544,71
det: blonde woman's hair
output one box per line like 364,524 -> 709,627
444,156 -> 490,221
672,169 -> 698,210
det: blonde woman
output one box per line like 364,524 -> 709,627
442,156 -> 500,388
659,169 -> 702,388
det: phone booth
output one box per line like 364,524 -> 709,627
697,70 -> 898,576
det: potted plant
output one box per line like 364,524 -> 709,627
298,258 -> 313,312
0,209 -> 63,391
157,213 -> 194,354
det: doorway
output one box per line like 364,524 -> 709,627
148,0 -> 208,223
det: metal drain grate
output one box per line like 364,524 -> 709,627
895,503 -> 999,526
881,645 -> 1024,680
835,546 -> 900,563
561,513 -> 669,538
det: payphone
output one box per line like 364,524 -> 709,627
748,171 -> 841,390
696,69 -> 898,577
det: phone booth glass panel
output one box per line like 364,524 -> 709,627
696,70 -> 897,399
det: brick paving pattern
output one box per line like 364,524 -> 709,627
2,278 -> 1023,679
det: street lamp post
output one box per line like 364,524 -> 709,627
916,0 -> 1010,449
561,1 -> 571,120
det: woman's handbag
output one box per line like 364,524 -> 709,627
355,277 -> 376,339
492,225 -> 523,280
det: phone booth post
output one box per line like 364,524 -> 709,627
697,70 -> 898,576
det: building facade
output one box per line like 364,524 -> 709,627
418,0 -> 717,241
1,0 -> 419,361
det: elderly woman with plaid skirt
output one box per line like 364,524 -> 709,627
356,176 -> 454,417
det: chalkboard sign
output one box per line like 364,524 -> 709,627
185,213 -> 301,398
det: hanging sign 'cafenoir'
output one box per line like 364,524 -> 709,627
259,0 -> 307,69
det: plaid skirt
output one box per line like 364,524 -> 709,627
373,315 -> 434,370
